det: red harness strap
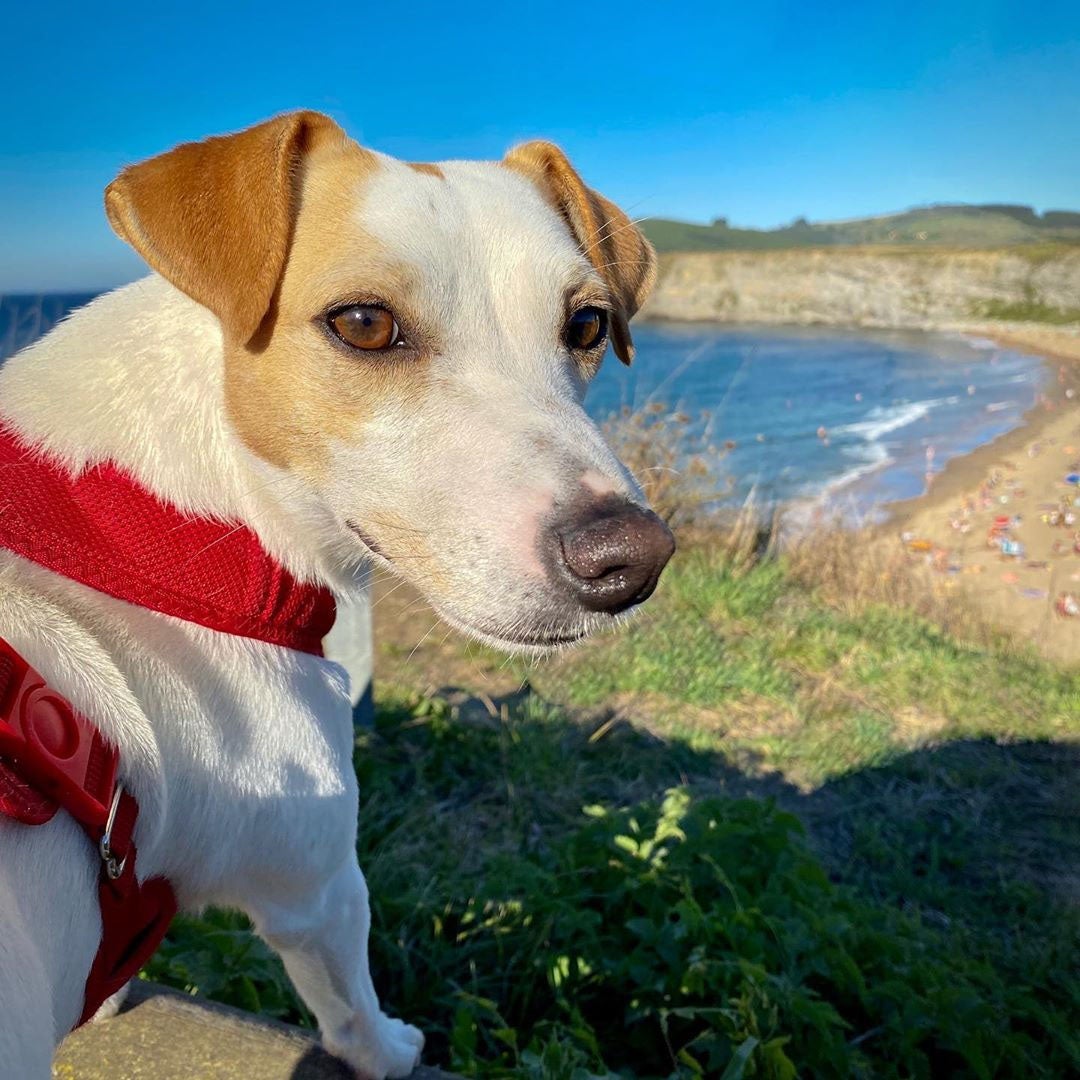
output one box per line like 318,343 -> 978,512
0,424 -> 336,656
0,638 -> 176,1028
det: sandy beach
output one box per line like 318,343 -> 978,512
890,324 -> 1080,665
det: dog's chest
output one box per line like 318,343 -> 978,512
0,557 -> 358,904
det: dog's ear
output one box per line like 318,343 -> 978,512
504,141 -> 656,364
105,111 -> 341,343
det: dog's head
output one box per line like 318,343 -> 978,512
104,111 -> 673,652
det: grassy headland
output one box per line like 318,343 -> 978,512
641,204 -> 1080,254
638,204 -> 1080,336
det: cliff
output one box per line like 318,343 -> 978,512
642,248 -> 1080,330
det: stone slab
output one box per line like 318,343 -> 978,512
55,982 -> 454,1079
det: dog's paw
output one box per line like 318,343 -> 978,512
88,982 -> 131,1023
325,1012 -> 424,1080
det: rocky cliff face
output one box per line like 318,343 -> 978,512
642,248 -> 1080,328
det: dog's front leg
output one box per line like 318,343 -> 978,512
250,858 -> 423,1080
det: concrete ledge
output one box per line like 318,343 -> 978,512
55,981 -> 455,1079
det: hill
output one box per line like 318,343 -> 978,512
642,203 -> 1080,253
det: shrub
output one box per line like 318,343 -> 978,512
602,405 -> 733,530
393,789 -> 1076,1079
148,774 -> 1078,1078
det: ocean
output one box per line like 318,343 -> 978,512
591,322 -> 1047,516
1,293 -> 1047,516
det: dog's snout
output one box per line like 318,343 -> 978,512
551,501 -> 675,614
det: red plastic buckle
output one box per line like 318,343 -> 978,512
0,640 -> 117,830
0,638 -> 178,1032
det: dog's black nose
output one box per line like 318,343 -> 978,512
552,501 -> 675,614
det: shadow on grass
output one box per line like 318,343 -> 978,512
396,686 -> 1080,912
352,686 -> 1079,1077
803,736 -> 1080,914
146,682 -> 1080,1078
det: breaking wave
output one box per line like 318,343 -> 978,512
834,398 -> 945,441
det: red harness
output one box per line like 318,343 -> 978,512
0,641 -> 176,1025
0,425 -> 337,1027
0,426 -> 335,655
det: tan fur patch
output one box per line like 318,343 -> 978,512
407,162 -> 445,179
503,142 -> 656,364
105,112 -> 439,484
223,134 -> 432,477
105,111 -> 343,343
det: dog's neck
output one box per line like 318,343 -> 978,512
0,276 -> 359,591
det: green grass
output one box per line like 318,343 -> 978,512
640,205 -> 1080,253
145,544 -> 1080,1078
973,296 -> 1080,325
968,277 -> 1080,324
534,548 -> 1076,784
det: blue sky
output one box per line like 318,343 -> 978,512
2,1 -> 1078,291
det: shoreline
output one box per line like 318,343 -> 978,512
886,324 -> 1080,527
639,316 -> 1080,662
876,326 -> 1080,663
633,317 -> 1078,535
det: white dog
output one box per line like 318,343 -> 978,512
0,111 -> 672,1078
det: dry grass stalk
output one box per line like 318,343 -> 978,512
602,406 -> 1007,649
602,403 -> 733,530
784,522 -> 1002,646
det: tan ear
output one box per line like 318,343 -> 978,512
504,141 -> 656,364
105,110 -> 341,343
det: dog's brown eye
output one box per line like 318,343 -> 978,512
329,305 -> 402,350
565,307 -> 608,351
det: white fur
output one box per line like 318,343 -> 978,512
0,150 -> 652,1078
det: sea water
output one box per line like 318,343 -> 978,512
1,295 -> 1047,516
590,322 -> 1048,516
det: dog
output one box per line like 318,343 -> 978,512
0,110 -> 673,1078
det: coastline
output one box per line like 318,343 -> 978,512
879,324 -> 1080,663
886,324 -> 1080,527
885,324 -> 1080,527
633,312 -> 1080,662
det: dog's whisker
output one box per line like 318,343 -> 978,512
234,471 -> 314,502
184,522 -> 249,560
396,596 -> 438,621
590,212 -> 650,248
404,618 -> 441,666
369,577 -> 411,612
368,553 -> 438,563
364,516 -> 438,537
165,475 -> 309,538
592,195 -> 654,240
589,258 -> 656,275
